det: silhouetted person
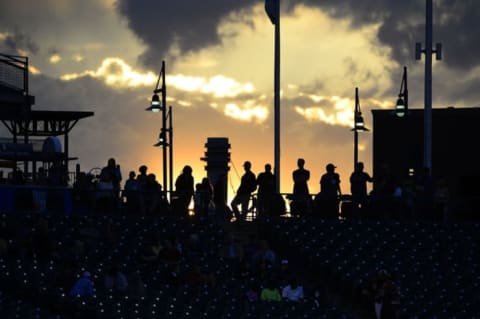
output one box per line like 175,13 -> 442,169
69,271 -> 94,298
103,264 -> 128,294
136,165 -> 148,186
256,163 -> 276,217
318,163 -> 342,218
73,172 -> 95,212
194,177 -> 213,217
97,158 -> 121,214
101,158 -> 122,201
231,161 -> 256,222
174,165 -> 194,216
350,162 -> 373,216
123,171 -> 139,214
213,174 -> 230,223
136,165 -> 149,215
371,163 -> 395,218
291,158 -> 311,216
145,173 -> 168,214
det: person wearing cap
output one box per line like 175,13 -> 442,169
230,161 -> 257,222
318,163 -> 342,218
69,271 -> 95,297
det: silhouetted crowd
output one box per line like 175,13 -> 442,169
67,157 -> 462,225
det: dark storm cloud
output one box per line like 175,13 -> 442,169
2,28 -> 39,55
330,0 -> 478,73
116,0 -> 258,68
117,0 -> 480,71
0,0 -> 125,57
296,0 -> 480,71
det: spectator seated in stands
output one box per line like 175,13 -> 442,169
69,271 -> 95,298
218,232 -> 245,262
128,271 -> 146,299
361,269 -> 400,319
244,280 -> 260,302
140,236 -> 162,263
260,278 -> 281,302
183,263 -> 209,287
159,237 -> 181,265
253,239 -> 276,267
103,264 -> 128,294
276,259 -> 291,289
282,276 -> 304,303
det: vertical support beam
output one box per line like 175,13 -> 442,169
168,106 -> 173,200
354,87 -> 359,170
273,0 -> 281,194
424,0 -> 433,173
161,61 -> 168,199
65,130 -> 69,185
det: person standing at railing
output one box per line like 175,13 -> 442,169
256,163 -> 276,217
174,165 -> 194,216
231,161 -> 257,222
319,163 -> 342,218
290,158 -> 311,216
350,161 -> 373,217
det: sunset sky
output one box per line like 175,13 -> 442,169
1,0 -> 479,198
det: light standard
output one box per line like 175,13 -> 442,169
146,60 -> 173,200
352,87 -> 369,169
265,0 -> 281,194
415,0 -> 442,173
395,66 -> 408,118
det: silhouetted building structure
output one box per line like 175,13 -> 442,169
0,53 -> 94,182
372,107 -> 480,219
201,137 -> 231,204
0,53 -> 93,213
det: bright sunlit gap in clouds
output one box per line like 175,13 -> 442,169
60,57 -> 157,87
49,54 -> 61,64
167,74 -> 254,98
60,58 -> 257,98
224,101 -> 268,123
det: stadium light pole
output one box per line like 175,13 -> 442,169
352,88 -> 369,170
416,0 -> 442,174
146,60 -> 173,200
265,0 -> 281,194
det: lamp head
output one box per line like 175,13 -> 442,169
153,131 -> 168,147
395,97 -> 406,118
353,112 -> 369,131
146,93 -> 162,112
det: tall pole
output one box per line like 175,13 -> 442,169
265,0 -> 281,193
161,60 -> 168,197
168,105 -> 173,201
354,88 -> 359,169
274,1 -> 280,194
416,0 -> 441,175
424,0 -> 433,173
403,66 -> 409,112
